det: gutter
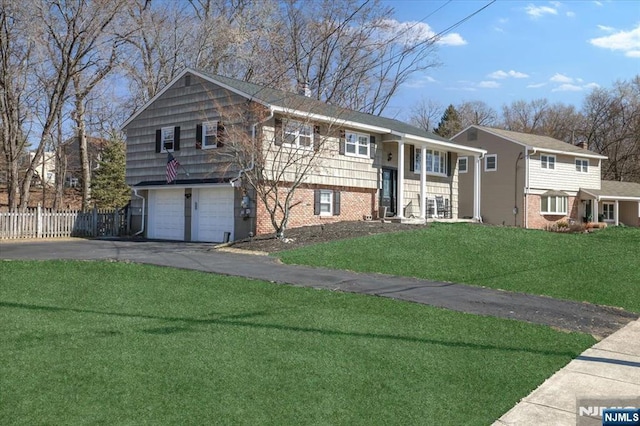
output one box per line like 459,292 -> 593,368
230,107 -> 275,186
132,188 -> 145,236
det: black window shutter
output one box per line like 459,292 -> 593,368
195,124 -> 202,149
313,125 -> 320,151
333,191 -> 341,216
409,145 -> 415,172
174,126 -> 180,151
155,129 -> 162,153
217,122 -> 225,147
274,118 -> 283,146
339,130 -> 346,155
313,189 -> 320,215
369,136 -> 376,159
447,151 -> 452,176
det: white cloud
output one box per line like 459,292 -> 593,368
527,82 -> 547,88
406,75 -> 438,88
584,82 -> 600,90
552,84 -> 583,92
488,69 -> 530,79
438,33 -> 467,46
566,11 -> 575,18
526,4 -> 558,18
550,73 -> 573,83
478,81 -> 501,88
590,24 -> 640,58
593,1 -> 603,6
550,1 -> 562,7
598,25 -> 615,32
378,19 -> 467,47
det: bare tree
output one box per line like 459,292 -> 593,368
582,77 -> 640,182
501,99 -> 550,133
10,0 -> 125,210
457,100 -> 498,128
409,98 -> 443,132
0,0 -> 34,209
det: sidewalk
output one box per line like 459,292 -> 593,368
494,318 -> 640,425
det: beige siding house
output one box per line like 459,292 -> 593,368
122,68 -> 486,242
454,125 -> 640,228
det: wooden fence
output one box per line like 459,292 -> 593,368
0,205 -> 129,240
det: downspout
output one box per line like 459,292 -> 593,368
132,188 -> 145,236
230,107 -> 275,186
524,146 -> 536,229
514,152 -> 523,226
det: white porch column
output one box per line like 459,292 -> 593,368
594,198 -> 599,223
419,146 -> 426,219
614,199 -> 619,226
397,140 -> 405,218
473,155 -> 482,221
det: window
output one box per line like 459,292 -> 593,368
415,149 -> 447,175
161,127 -> 175,152
484,154 -> 497,172
602,203 -> 614,220
284,119 -> 312,148
540,154 -> 555,170
314,189 -> 341,216
202,121 -> 219,149
575,159 -> 589,173
345,132 -> 370,158
319,190 -> 332,216
458,157 -> 468,173
541,196 -> 568,215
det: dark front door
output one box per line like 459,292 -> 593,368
380,168 -> 397,217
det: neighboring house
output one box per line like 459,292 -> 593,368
29,151 -> 57,186
122,68 -> 486,242
60,136 -> 109,187
453,125 -> 640,228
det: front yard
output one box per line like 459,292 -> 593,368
277,223 -> 640,313
0,260 -> 595,425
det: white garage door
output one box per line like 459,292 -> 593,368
192,187 -> 235,242
148,189 -> 184,240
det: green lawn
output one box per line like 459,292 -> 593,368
1,260 -> 595,425
277,224 -> 640,312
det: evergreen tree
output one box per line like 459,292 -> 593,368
434,104 -> 462,139
91,134 -> 130,209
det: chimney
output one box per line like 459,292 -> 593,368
576,141 -> 588,150
298,81 -> 311,97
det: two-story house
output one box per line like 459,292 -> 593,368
122,68 -> 486,242
454,125 -> 640,228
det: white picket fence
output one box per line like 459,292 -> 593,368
0,205 -> 128,240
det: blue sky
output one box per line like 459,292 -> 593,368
381,0 -> 640,120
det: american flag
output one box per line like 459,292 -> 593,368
166,152 -> 180,183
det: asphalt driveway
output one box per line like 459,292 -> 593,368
1,238 -> 636,337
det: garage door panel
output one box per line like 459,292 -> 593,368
149,189 -> 184,240
194,188 -> 234,242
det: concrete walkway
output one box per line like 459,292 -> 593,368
2,238 -> 639,425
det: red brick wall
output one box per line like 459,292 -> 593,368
255,185 -> 378,235
526,194 -> 580,229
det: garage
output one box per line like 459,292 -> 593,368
148,189 -> 185,240
192,187 -> 235,242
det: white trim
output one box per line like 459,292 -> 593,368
540,195 -> 568,215
319,190 -> 333,216
575,158 -> 589,173
484,154 -> 497,172
133,183 -> 230,191
344,131 -> 370,158
458,157 -> 468,173
161,126 -> 175,152
540,154 -> 555,170
201,121 -> 219,149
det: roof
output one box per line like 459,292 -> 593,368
459,125 -> 607,159
580,180 -> 640,200
122,68 -> 486,156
